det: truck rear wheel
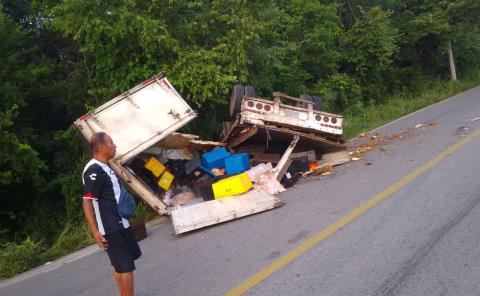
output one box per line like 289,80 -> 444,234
300,94 -> 323,111
245,85 -> 256,98
230,84 -> 245,116
311,96 -> 323,111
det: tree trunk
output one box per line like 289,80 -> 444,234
448,41 -> 457,81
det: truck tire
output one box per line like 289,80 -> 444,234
230,84 -> 245,116
245,85 -> 256,98
311,96 -> 323,111
301,94 -> 323,111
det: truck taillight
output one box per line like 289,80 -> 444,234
78,113 -> 90,121
245,100 -> 272,112
142,78 -> 154,85
314,115 -> 339,125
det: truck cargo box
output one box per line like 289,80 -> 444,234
74,73 -> 282,234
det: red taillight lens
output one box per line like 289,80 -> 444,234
264,104 -> 271,111
323,116 -> 329,123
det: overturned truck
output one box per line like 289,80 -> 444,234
223,84 -> 345,153
74,75 -> 346,234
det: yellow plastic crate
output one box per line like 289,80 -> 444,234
158,171 -> 174,190
212,173 -> 253,199
144,157 -> 166,177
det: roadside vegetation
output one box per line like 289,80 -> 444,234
344,73 -> 480,138
1,0 -> 480,279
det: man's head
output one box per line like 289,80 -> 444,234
90,132 -> 116,162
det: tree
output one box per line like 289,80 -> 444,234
340,6 -> 399,104
0,11 -> 46,240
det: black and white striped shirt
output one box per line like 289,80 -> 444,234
82,159 -> 129,235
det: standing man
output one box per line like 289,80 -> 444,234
82,132 -> 141,296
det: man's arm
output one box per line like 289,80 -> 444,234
82,199 -> 108,251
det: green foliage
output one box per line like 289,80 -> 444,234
286,0 -> 341,80
0,10 -> 49,240
340,6 -> 399,102
0,221 -> 93,279
131,200 -> 159,224
454,30 -> 480,73
317,73 -> 362,114
343,73 -> 480,139
0,238 -> 43,278
51,0 -> 174,100
0,12 -> 46,186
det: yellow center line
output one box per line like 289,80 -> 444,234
226,128 -> 480,296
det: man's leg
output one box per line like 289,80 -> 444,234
114,271 -> 134,296
113,270 -> 122,294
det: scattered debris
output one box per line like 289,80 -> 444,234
321,164 -> 334,170
351,157 -> 361,161
171,192 -> 197,207
468,117 -> 480,122
349,123 -> 431,160
358,131 -> 368,137
255,171 -> 286,195
250,152 -> 281,166
415,124 -> 423,129
455,125 -> 469,135
247,163 -> 273,183
211,168 -> 225,176
319,151 -> 351,167
290,150 -> 316,162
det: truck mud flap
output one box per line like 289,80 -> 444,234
170,190 -> 283,234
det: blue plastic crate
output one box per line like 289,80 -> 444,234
225,153 -> 250,175
201,147 -> 230,170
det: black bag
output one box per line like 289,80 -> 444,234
118,184 -> 136,219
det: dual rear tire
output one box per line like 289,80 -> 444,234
230,85 -> 256,116
300,95 -> 323,111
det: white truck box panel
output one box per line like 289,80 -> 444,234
170,190 -> 283,234
75,76 -> 196,164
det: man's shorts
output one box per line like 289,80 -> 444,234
105,228 -> 142,273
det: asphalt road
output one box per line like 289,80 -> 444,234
1,86 -> 480,296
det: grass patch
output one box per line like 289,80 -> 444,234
0,221 -> 92,279
0,200 -> 159,280
0,238 -> 44,278
343,75 -> 480,139
133,200 -> 160,223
